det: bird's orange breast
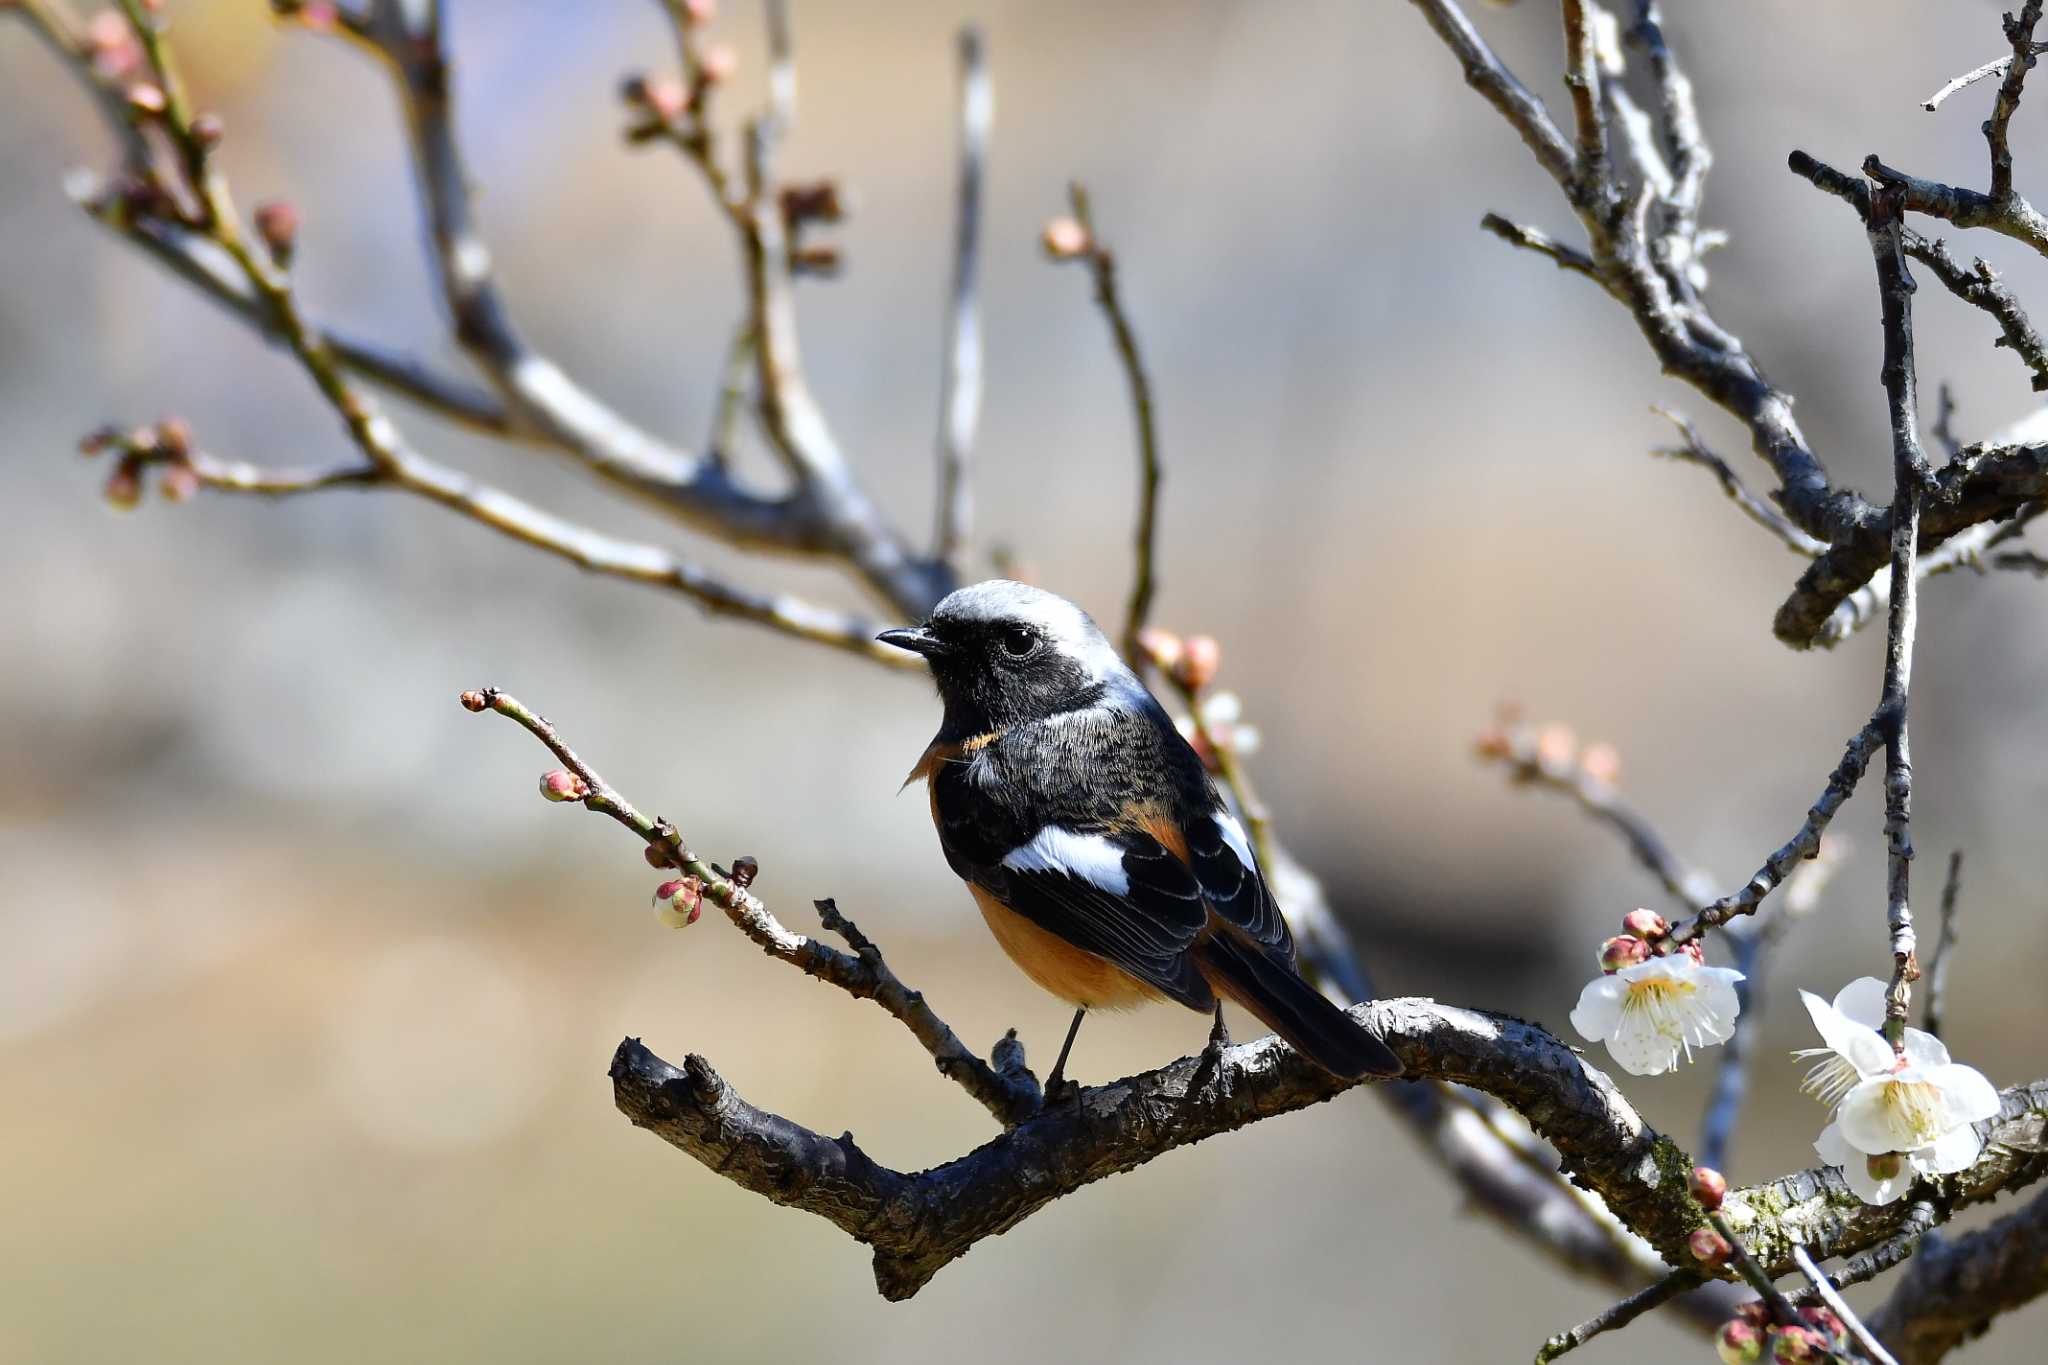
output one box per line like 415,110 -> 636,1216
969,884 -> 1164,1010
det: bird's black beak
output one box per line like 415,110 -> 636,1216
877,625 -> 947,658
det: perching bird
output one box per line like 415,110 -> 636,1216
880,580 -> 1401,1091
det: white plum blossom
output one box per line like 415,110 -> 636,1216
1797,977 -> 2002,1206
1570,954 -> 1745,1077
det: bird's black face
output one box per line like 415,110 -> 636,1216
879,595 -> 1114,739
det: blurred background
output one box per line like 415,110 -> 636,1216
4,2 -> 2046,1361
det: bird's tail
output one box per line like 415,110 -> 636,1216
1195,931 -> 1402,1079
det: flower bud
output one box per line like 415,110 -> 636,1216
1040,215 -> 1091,260
1579,741 -> 1621,784
789,244 -> 842,276
1472,725 -> 1513,760
698,42 -> 737,85
654,876 -> 703,928
1715,1319 -> 1764,1365
459,690 -> 489,713
103,462 -> 142,510
1621,908 -> 1668,941
779,179 -> 845,225
1599,934 -> 1649,973
190,112 -> 224,152
254,200 -> 298,265
1769,1325 -> 1823,1364
78,425 -> 121,456
538,768 -> 588,802
681,0 -> 716,24
1734,1301 -> 1769,1329
124,83 -> 167,117
1135,626 -> 1183,672
1866,1151 -> 1904,1182
158,463 -> 200,503
643,842 -> 678,869
1689,1165 -> 1728,1211
729,854 -> 759,889
1678,939 -> 1706,965
1534,722 -> 1577,767
1687,1226 -> 1731,1267
1174,635 -> 1221,692
1797,1307 -> 1844,1344
154,416 -> 192,459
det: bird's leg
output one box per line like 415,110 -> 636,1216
1041,1007 -> 1086,1107
1188,1001 -> 1232,1098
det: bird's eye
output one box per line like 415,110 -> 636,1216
999,625 -> 1037,658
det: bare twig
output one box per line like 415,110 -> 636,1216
1479,213 -> 1598,278
1060,184 -> 1163,665
1651,408 -> 1826,557
1925,43 -> 2048,112
1923,851 -> 1963,1041
466,688 -> 1038,1127
1710,1209 -> 1799,1327
1793,1244 -> 1903,1365
1868,186 -> 1928,1048
1987,3 -> 2046,203
1532,1268 -> 1700,1364
933,26 -> 988,561
1670,724 -> 1883,945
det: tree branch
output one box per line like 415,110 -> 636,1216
932,26 -> 988,562
1866,1187 -> 2048,1365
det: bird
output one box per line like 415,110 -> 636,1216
879,579 -> 1401,1093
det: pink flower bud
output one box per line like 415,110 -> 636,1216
1622,908 -> 1669,941
1174,635 -> 1221,691
158,463 -> 201,503
1797,1307 -> 1844,1344
1135,626 -> 1183,672
1678,939 -> 1706,965
190,112 -> 224,152
644,842 -> 678,869
254,200 -> 298,263
154,416 -> 192,459
654,876 -> 703,928
1471,725 -> 1512,760
1768,1325 -> 1823,1364
103,462 -> 142,510
1579,741 -> 1621,784
538,769 -> 588,802
459,690 -> 490,713
1734,1301 -> 1769,1329
1865,1151 -> 1903,1182
124,83 -> 167,117
1041,216 -> 1091,260
1687,1226 -> 1731,1267
78,425 -> 121,456
698,42 -> 737,85
1716,1319 -> 1764,1365
1689,1165 -> 1728,1211
681,0 -> 716,24
1534,723 -> 1577,767
1599,935 -> 1649,973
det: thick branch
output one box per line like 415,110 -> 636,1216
1866,1187 -> 2048,1365
615,1018 -> 2048,1302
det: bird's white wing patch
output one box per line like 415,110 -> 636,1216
1001,826 -> 1131,896
1215,812 -> 1257,871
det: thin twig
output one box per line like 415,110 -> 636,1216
1651,407 -> 1827,556
933,26 -> 988,561
1479,212 -> 1599,278
1710,1210 -> 1800,1328
1532,1268 -> 1700,1364
1064,184 -> 1163,665
1793,1244 -> 1903,1365
1987,3 -> 2046,203
1923,850 -> 1963,1041
1925,43 -> 2048,112
467,687 -> 1039,1127
1869,186 -> 1928,1049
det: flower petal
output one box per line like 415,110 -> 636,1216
1842,1155 -> 1912,1206
1901,1027 -> 1951,1069
1833,976 -> 1889,1030
1916,1123 -> 1983,1175
1926,1062 -> 2003,1126
1603,1014 -> 1679,1076
1800,987 -> 1894,1078
1814,1121 -> 1855,1168
1570,976 -> 1625,1041
1838,1078 -> 1921,1155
